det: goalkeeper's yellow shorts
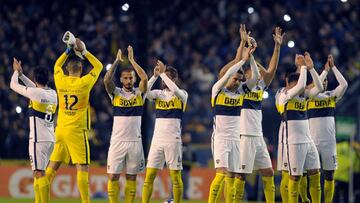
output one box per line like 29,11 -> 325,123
50,127 -> 90,165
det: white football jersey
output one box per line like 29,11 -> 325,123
109,87 -> 145,141
146,89 -> 188,142
239,79 -> 267,136
276,87 -> 312,144
10,71 -> 57,142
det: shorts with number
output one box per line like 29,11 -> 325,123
146,141 -> 182,170
212,139 -> 241,173
315,140 -> 337,170
107,141 -> 145,174
29,141 -> 54,170
277,142 -> 289,171
238,136 -> 272,173
287,142 -> 320,176
50,127 -> 90,165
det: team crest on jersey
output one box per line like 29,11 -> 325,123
216,159 -> 220,164
292,168 -> 297,172
284,163 -> 287,167
242,165 -> 246,169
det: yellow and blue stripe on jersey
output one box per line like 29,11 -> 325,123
28,100 -> 57,122
211,91 -> 244,116
112,93 -> 144,116
242,89 -> 263,110
307,97 -> 336,118
277,98 -> 307,121
155,96 -> 186,119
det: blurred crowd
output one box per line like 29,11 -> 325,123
0,0 -> 359,163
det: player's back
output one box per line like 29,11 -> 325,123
55,76 -> 92,130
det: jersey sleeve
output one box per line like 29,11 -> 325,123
19,74 -> 36,87
80,51 -> 104,87
108,87 -> 121,101
54,51 -> 69,82
10,71 -> 41,101
146,89 -> 161,101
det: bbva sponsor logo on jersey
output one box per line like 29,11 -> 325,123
245,91 -> 261,99
118,97 -> 139,106
314,99 -> 332,107
294,102 -> 306,109
224,97 -> 241,105
157,100 -> 176,108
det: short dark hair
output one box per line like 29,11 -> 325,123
34,67 -> 49,86
286,72 -> 300,84
165,66 -> 178,79
120,67 -> 134,76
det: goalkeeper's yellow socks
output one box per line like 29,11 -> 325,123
45,168 -> 56,184
234,177 -> 245,202
324,179 -> 335,203
38,176 -> 50,203
142,168 -> 158,203
125,179 -> 136,203
108,180 -> 119,203
309,173 -> 321,203
34,177 -> 41,203
288,178 -> 300,203
208,173 -> 226,203
280,171 -> 289,203
170,170 -> 183,203
77,170 -> 90,203
262,176 -> 275,203
299,176 -> 310,203
225,176 -> 235,203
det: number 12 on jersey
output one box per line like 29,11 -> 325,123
64,94 -> 78,110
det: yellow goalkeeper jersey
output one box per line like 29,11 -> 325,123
54,51 -> 103,130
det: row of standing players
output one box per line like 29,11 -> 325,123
8,25 -> 347,203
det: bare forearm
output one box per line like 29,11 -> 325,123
130,60 -> 148,81
264,44 -> 280,85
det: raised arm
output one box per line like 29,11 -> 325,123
145,65 -> 160,100
54,49 -> 70,78
327,55 -> 348,100
10,59 -> 37,100
218,24 -> 248,78
287,55 -> 307,98
75,39 -> 103,85
304,52 -> 323,98
12,57 -> 36,87
245,54 -> 261,90
104,49 -> 123,94
128,46 -> 148,93
261,27 -> 285,86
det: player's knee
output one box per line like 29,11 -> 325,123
48,161 -> 61,171
126,174 -> 137,181
235,173 -> 246,180
323,170 -> 334,181
306,169 -> 319,176
76,164 -> 89,171
108,174 -> 120,181
227,172 -> 235,178
216,167 -> 227,174
290,175 -> 301,181
34,170 -> 45,178
260,168 -> 274,177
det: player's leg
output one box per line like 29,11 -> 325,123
208,139 -> 229,203
278,142 -> 289,203
107,141 -> 127,203
234,173 -> 246,202
30,141 -> 54,203
164,142 -> 183,203
124,141 -> 145,203
256,137 -> 275,203
305,142 -> 321,203
224,172 -> 235,203
67,129 -> 91,203
320,141 -> 337,203
298,173 -> 310,203
142,142 -> 164,203
287,144 -> 307,203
